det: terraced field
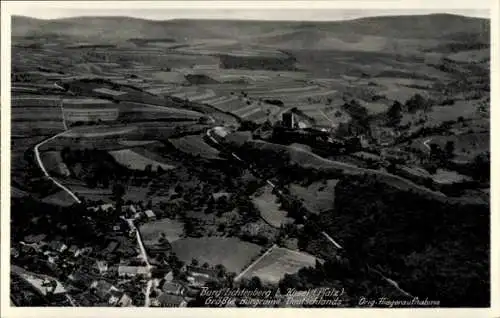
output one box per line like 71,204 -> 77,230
109,149 -> 175,171
169,134 -> 221,160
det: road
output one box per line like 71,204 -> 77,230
144,279 -> 153,307
319,109 -> 335,126
423,138 -> 432,151
33,131 -> 81,204
122,217 -> 151,268
58,97 -> 68,130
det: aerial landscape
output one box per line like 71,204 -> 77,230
9,11 -> 490,308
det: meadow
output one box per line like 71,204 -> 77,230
236,245 -> 318,284
171,237 -> 263,273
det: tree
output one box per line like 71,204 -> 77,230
191,258 -> 199,266
215,264 -> 227,278
157,165 -> 164,175
406,93 -> 430,113
202,262 -> 210,269
445,141 -> 455,159
144,164 -> 153,176
471,152 -> 490,182
387,101 -> 403,126
429,143 -> 441,161
112,183 -> 125,199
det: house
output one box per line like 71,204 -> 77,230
90,280 -> 119,300
96,260 -> 109,274
184,266 -> 218,288
79,247 -> 94,256
185,266 -> 218,278
68,245 -> 83,257
47,255 -> 59,264
117,293 -> 133,307
156,293 -> 187,307
144,209 -> 156,219
48,241 -> 68,253
162,270 -> 174,282
68,269 -> 99,289
104,241 -> 120,254
11,247 -> 20,258
127,205 -> 137,214
23,234 -> 47,244
161,281 -> 185,296
88,203 -> 114,213
133,212 -> 143,219
212,192 -> 231,202
117,265 -> 150,278
20,244 -> 35,254
108,290 -> 132,307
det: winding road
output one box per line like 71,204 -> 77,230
423,138 -> 433,151
33,131 -> 81,204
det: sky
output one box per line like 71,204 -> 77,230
5,1 -> 491,21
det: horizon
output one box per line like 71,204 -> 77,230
9,9 -> 490,22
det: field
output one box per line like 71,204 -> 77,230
288,179 -> 339,214
244,140 -> 450,200
401,101 -> 482,128
170,237 -> 263,273
168,134 -> 221,160
108,149 -> 175,171
235,245 -> 318,284
139,218 -> 184,245
252,185 -> 293,228
432,169 -> 471,185
40,190 -> 77,207
410,132 -> 489,162
39,151 -> 70,176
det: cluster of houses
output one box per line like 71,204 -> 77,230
87,203 -> 157,221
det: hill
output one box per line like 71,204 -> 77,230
12,14 -> 490,52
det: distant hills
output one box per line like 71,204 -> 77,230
11,14 -> 490,53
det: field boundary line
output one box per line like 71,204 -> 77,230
234,244 -> 276,282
